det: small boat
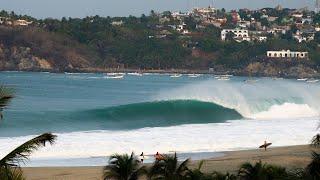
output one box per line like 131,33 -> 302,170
106,72 -> 124,76
170,74 -> 182,78
105,74 -> 124,79
221,74 -> 233,77
306,79 -> 319,83
128,72 -> 143,76
297,78 -> 308,81
217,77 -> 230,81
188,74 -> 201,78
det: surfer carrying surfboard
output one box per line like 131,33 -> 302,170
140,152 -> 144,163
259,141 -> 272,151
154,152 -> 164,161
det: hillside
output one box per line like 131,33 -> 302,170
0,9 -> 320,77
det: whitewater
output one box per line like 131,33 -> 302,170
0,72 -> 319,166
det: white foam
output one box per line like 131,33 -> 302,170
0,118 -> 317,163
251,103 -> 319,119
154,79 -> 320,119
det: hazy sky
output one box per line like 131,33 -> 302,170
0,0 -> 314,19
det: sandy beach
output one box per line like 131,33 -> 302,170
22,145 -> 315,180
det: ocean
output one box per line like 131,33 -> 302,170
0,72 -> 318,166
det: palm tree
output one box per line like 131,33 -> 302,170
311,134 -> 320,148
0,86 -> 14,120
149,153 -> 189,180
305,151 -> 320,179
0,133 -> 57,180
103,152 -> 145,180
238,161 -> 288,180
185,160 -> 206,180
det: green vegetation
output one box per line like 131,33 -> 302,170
0,9 -> 320,72
101,152 -> 320,180
0,86 -> 14,120
103,152 -> 145,180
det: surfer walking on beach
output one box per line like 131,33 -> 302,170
154,152 -> 164,161
140,152 -> 144,163
260,140 -> 272,151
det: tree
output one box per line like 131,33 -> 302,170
313,13 -> 320,25
185,160 -> 207,180
260,18 -> 270,28
0,133 -> 57,180
238,161 -> 288,180
149,153 -> 189,180
305,151 -> 320,179
0,86 -> 14,120
225,32 -> 235,41
103,152 -> 145,180
314,32 -> 320,44
311,134 -> 320,148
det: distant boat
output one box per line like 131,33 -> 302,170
214,74 -> 232,79
170,74 -> 182,78
306,79 -> 319,83
106,72 -> 125,76
221,74 -> 233,77
188,74 -> 201,78
297,78 -> 308,81
128,72 -> 143,76
218,76 -> 230,81
105,74 -> 124,79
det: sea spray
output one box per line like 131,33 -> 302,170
154,79 -> 320,119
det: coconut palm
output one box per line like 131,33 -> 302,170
185,160 -> 205,180
103,152 -> 145,180
305,151 -> 320,179
0,86 -> 14,120
311,134 -> 320,148
149,153 -> 189,180
238,161 -> 288,180
0,133 -> 57,180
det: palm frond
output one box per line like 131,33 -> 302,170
0,86 -> 14,110
305,151 -> 320,179
104,152 -> 142,180
0,133 -> 56,167
0,167 -> 25,180
197,160 -> 204,170
311,134 -> 320,148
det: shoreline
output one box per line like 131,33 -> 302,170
22,145 -> 315,179
1,69 -> 319,80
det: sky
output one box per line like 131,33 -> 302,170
0,0 -> 314,19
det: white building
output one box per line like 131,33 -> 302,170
267,50 -> 308,59
13,19 -> 33,26
237,20 -> 251,28
177,23 -> 189,34
111,20 -> 124,26
221,28 -> 250,41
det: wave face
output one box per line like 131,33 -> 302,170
0,100 -> 242,136
76,100 -> 243,127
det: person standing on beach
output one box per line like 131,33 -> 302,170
140,152 -> 144,163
